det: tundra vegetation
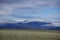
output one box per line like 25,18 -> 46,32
0,29 -> 60,40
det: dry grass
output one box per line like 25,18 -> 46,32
0,29 -> 60,40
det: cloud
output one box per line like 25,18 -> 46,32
7,0 -> 58,8
0,0 -> 60,22
0,0 -> 26,3
0,0 -> 59,15
0,0 -> 59,14
48,13 -> 60,21
52,21 -> 60,26
0,0 -> 59,7
0,5 -> 13,15
0,0 -> 47,15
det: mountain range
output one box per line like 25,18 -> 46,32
0,20 -> 60,30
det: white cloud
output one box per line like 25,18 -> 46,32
48,13 -> 60,21
0,6 -> 13,15
12,0 -> 48,8
0,0 -> 59,22
52,21 -> 60,26
0,0 -> 48,15
9,0 -> 60,8
13,0 -> 59,8
0,0 -> 59,15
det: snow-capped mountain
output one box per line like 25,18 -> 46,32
0,19 -> 60,30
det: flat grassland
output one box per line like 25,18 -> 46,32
0,29 -> 60,40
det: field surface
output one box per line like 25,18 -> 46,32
0,29 -> 60,40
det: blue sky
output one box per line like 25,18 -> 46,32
0,0 -> 60,22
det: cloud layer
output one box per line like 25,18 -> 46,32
0,0 -> 60,24
0,6 -> 13,15
0,0 -> 60,15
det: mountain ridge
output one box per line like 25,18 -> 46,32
0,20 -> 60,30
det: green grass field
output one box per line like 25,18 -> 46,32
0,29 -> 60,40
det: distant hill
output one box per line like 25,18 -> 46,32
0,20 -> 60,30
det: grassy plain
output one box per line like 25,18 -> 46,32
0,29 -> 60,40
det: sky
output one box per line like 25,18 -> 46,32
0,0 -> 60,22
